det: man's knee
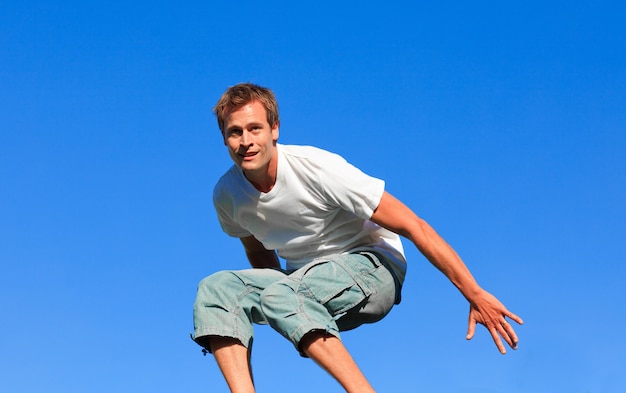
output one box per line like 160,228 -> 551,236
198,270 -> 240,288
259,281 -> 294,314
194,271 -> 247,309
261,283 -> 294,311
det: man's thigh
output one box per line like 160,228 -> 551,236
193,268 -> 287,343
287,252 -> 397,330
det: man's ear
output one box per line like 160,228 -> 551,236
272,122 -> 279,141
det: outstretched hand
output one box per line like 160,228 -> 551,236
465,290 -> 523,354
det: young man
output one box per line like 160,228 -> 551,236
193,83 -> 522,393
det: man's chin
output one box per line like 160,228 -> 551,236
239,161 -> 259,172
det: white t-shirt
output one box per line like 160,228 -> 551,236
213,144 -> 406,275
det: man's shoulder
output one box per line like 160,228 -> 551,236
279,144 -> 346,165
212,165 -> 241,199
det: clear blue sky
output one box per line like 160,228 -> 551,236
2,1 -> 625,392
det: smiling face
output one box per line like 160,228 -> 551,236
223,100 -> 279,192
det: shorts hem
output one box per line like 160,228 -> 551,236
192,328 -> 251,350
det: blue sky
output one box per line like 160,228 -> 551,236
1,1 -> 624,392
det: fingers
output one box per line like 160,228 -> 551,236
468,308 -> 523,354
466,316 -> 477,340
466,295 -> 523,354
502,319 -> 519,349
506,311 -> 524,326
493,318 -> 520,353
488,326 -> 507,354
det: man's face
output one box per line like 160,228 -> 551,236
223,100 -> 279,179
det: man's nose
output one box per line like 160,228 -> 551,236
240,130 -> 252,146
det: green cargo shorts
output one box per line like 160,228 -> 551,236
192,251 -> 402,355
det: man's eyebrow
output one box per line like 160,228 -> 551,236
226,122 -> 264,133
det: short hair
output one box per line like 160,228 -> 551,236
213,83 -> 280,133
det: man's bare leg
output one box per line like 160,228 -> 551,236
300,331 -> 376,393
208,336 -> 255,393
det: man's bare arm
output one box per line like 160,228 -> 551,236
240,235 -> 281,269
370,191 -> 523,354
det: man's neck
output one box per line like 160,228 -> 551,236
244,171 -> 276,193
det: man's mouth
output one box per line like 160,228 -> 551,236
240,151 -> 258,160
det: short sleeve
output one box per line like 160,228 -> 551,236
317,152 -> 385,219
212,180 -> 252,238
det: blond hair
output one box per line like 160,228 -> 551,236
213,83 -> 280,133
